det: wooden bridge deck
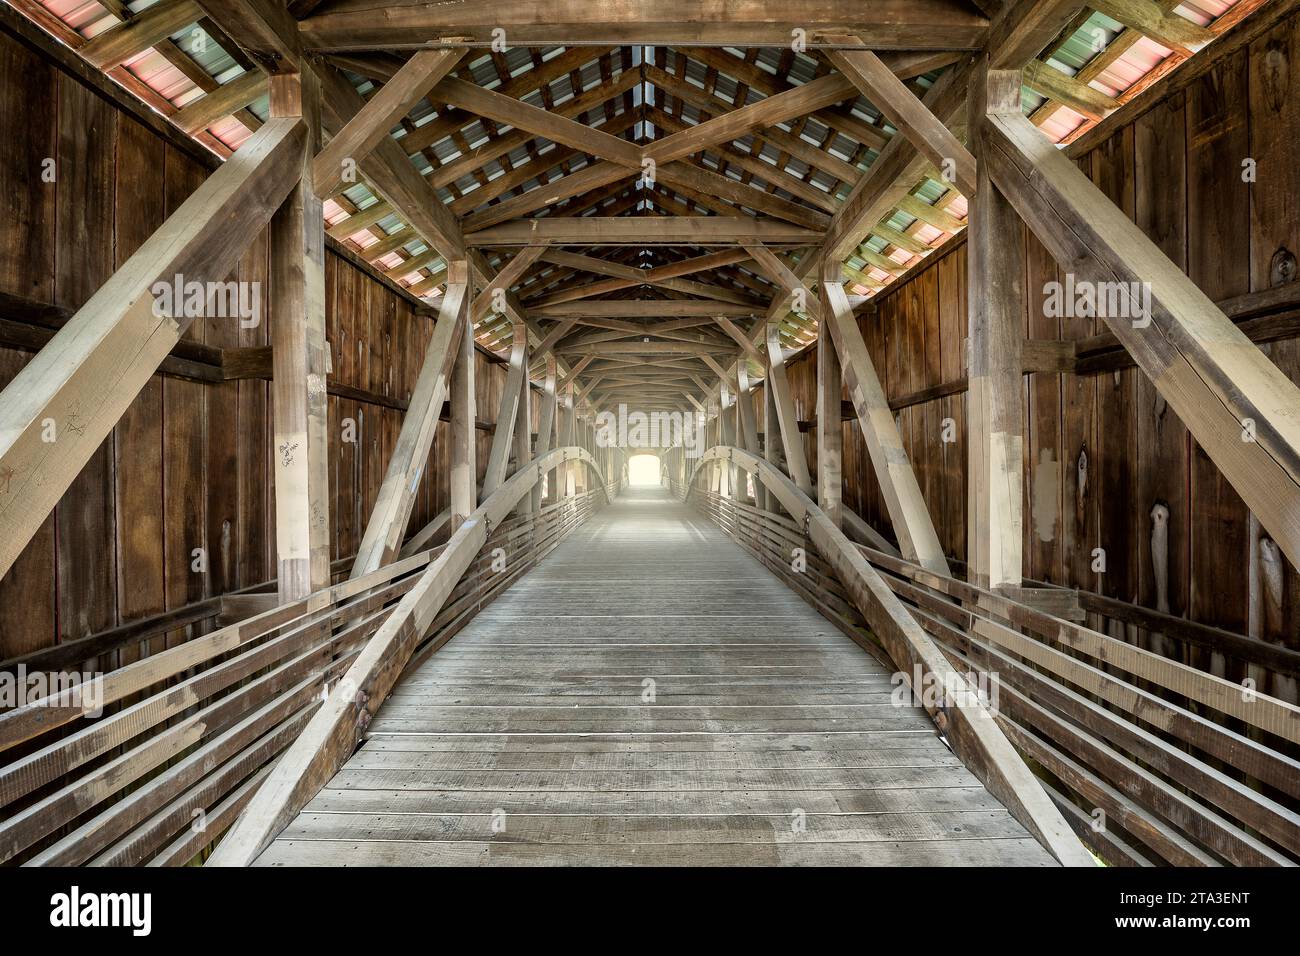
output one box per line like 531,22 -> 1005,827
257,487 -> 1056,866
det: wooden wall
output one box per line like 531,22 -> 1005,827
782,7 -> 1299,648
0,25 -> 510,659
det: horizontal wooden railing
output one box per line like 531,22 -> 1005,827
859,545 -> 1300,867
678,448 -> 1300,867
679,446 -> 1095,867
0,447 -> 611,867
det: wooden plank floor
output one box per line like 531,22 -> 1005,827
257,486 -> 1056,866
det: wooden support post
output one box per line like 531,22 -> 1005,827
820,280 -> 950,575
718,387 -> 737,498
0,118 -> 307,582
269,72 -> 330,602
744,243 -> 815,495
311,49 -> 464,198
983,98 -> 1300,570
562,382 -> 577,497
825,41 -> 977,196
534,355 -> 557,510
513,347 -> 533,517
764,322 -> 814,495
762,354 -> 786,513
736,362 -> 764,509
731,388 -> 750,502
449,282 -> 476,531
817,257 -> 844,528
351,261 -> 468,576
481,323 -> 529,498
967,59 -> 1025,590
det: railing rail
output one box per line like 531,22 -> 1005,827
678,449 -> 1300,867
0,447 -> 611,867
681,446 -> 1095,867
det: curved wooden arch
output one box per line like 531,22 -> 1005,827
685,445 -> 1094,867
210,446 -> 608,866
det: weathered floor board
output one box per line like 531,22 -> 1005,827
257,487 -> 1055,866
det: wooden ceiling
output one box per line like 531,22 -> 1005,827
8,0 -> 1254,411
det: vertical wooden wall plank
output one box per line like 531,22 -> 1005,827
1187,50 -> 1252,655
1248,13 -> 1300,683
112,114 -> 166,661
162,144 -> 209,646
936,248 -> 966,561
1088,128 -> 1139,611
54,73 -> 118,644
1025,228 -> 1065,584
238,230 -> 270,586
1133,92 -> 1190,638
1061,154 -> 1099,595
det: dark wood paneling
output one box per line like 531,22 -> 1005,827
0,29 -> 504,659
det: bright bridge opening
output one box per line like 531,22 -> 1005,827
628,454 -> 661,486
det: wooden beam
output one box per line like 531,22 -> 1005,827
0,119 -> 307,582
1022,59 -> 1118,122
270,72 -> 330,601
481,324 -> 529,498
824,58 -> 971,263
172,70 -> 268,135
967,63 -> 1025,590
533,250 -> 759,307
987,0 -> 1085,69
645,73 -> 858,166
759,301 -> 814,494
897,193 -> 965,233
817,259 -> 844,528
536,300 -> 759,319
208,445 -> 607,866
297,0 -> 990,50
468,217 -> 819,246
820,279 -> 951,575
743,251 -> 821,502
312,48 -> 464,197
644,63 -> 875,178
195,0 -> 303,73
420,82 -> 830,230
734,360 -> 764,507
534,319 -> 578,356
449,282 -> 476,531
82,0 -> 202,70
572,342 -> 737,358
351,262 -> 468,576
716,316 -> 764,363
983,107 -> 1300,569
826,44 -> 976,197
469,245 -> 546,325
533,355 -> 558,510
318,64 -> 465,262
685,447 -> 1092,868
561,384 -> 576,496
1090,0 -> 1214,55
513,342 -> 534,516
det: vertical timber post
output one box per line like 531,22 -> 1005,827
735,362 -> 763,508
763,357 -> 786,515
270,70 -> 331,602
534,355 -> 557,511
817,255 -> 844,529
562,381 -> 576,498
513,343 -> 533,517
967,56 -> 1026,590
449,263 -> 476,531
